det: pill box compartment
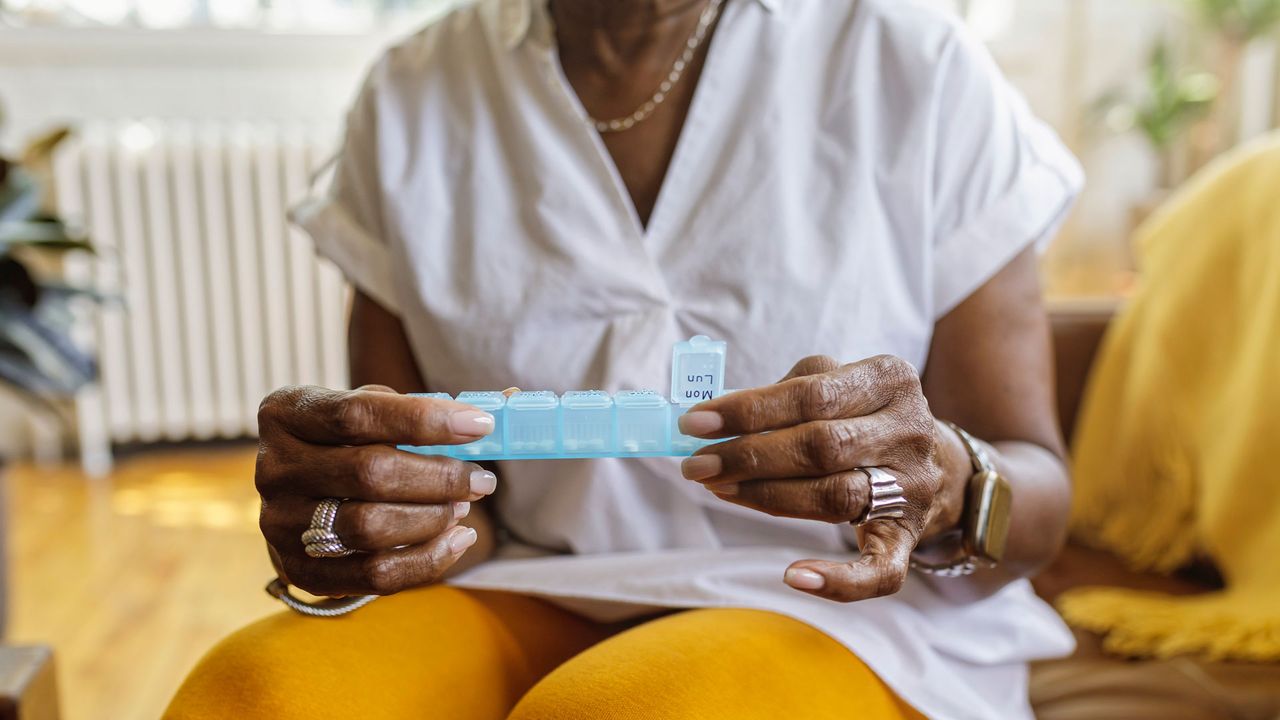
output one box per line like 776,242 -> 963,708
505,391 -> 561,455
615,390 -> 671,453
562,391 -> 616,454
454,391 -> 507,456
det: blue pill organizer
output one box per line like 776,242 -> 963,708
400,336 -> 730,460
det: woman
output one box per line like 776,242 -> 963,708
169,0 -> 1082,717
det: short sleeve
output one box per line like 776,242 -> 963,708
928,27 -> 1083,318
291,62 -> 401,315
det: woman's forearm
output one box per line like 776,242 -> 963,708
988,439 -> 1071,576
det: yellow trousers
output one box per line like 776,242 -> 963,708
167,586 -> 922,719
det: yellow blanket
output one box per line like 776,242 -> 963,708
1059,133 -> 1280,661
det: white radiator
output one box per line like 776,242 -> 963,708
52,120 -> 350,466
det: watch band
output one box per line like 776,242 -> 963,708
912,556 -> 980,577
909,421 -> 1000,577
947,421 -> 996,475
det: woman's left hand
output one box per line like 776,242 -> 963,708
678,354 -> 962,602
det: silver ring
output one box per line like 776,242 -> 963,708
304,498 -> 356,558
857,468 -> 907,525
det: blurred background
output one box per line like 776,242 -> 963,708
0,0 -> 1277,718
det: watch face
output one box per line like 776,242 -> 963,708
968,470 -> 1012,563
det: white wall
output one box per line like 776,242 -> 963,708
0,27 -> 393,149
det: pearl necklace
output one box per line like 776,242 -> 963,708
587,0 -> 725,134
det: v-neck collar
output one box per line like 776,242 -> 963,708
527,0 -> 735,248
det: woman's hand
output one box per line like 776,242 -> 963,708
255,385 -> 499,597
678,355 -> 967,603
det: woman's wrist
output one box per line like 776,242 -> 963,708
924,418 -> 975,539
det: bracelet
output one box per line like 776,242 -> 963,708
909,527 -> 981,577
266,578 -> 378,618
910,555 -> 980,577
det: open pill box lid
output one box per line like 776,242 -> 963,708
670,335 -> 727,406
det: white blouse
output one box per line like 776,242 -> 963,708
296,0 -> 1084,717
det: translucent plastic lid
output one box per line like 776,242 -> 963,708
562,390 -> 614,409
454,391 -> 506,411
670,335 -> 727,405
506,390 -> 559,410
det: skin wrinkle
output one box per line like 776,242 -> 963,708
255,383 -> 488,597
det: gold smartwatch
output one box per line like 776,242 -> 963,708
910,421 -> 1012,577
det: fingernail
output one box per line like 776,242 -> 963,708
447,526 -> 477,554
681,454 -> 722,481
679,411 -> 724,437
450,410 -> 495,437
453,501 -> 471,520
785,568 -> 826,590
712,482 -> 739,497
469,468 -> 497,496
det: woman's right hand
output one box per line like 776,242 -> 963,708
255,384 -> 499,597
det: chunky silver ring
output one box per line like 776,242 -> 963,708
303,498 -> 356,558
856,468 -> 907,525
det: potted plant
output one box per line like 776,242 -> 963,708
0,111 -> 99,636
1,140 -> 97,402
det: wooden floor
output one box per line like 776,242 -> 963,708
6,445 -> 278,720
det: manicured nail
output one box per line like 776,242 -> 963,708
681,454 -> 722,481
679,411 -> 724,437
712,483 -> 739,497
449,410 -> 495,437
447,526 -> 477,554
453,501 -> 471,520
785,568 -> 826,590
469,468 -> 497,496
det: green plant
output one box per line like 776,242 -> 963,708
1094,39 -> 1219,184
0,122 -> 100,415
1180,0 -> 1280,42
1173,0 -> 1280,162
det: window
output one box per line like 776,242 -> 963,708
0,0 -> 450,32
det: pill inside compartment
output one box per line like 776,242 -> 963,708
453,391 -> 507,457
561,390 -> 616,454
505,391 -> 561,455
615,390 -> 672,454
